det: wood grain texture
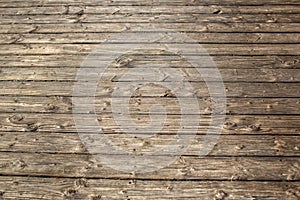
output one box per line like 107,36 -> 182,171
0,152 -> 299,181
0,96 -> 299,115
0,132 -> 299,156
1,5 -> 300,15
1,55 -> 299,68
0,0 -> 299,199
0,176 -> 298,200
1,23 -> 300,34
0,44 -> 299,55
1,82 -> 299,97
0,14 -> 299,24
0,67 -> 299,82
1,33 -> 300,44
0,113 -> 299,134
0,0 -> 299,6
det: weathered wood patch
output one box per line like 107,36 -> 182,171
0,0 -> 299,199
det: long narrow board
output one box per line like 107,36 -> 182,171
0,132 -> 299,156
0,176 -> 298,199
0,113 -> 299,134
1,5 -> 300,15
0,14 -> 299,24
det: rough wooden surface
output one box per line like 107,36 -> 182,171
2,23 -> 300,34
0,0 -> 299,199
1,33 -> 300,44
0,177 -> 299,200
0,132 -> 299,156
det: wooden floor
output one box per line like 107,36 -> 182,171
0,0 -> 300,199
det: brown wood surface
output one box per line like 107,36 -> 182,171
1,5 -> 300,15
0,0 -> 299,6
0,0 -> 299,199
1,82 -> 300,97
1,55 -> 299,68
1,14 -> 300,24
1,23 -> 300,34
0,132 -> 299,156
0,44 -> 299,55
1,33 -> 300,44
0,177 -> 298,200
0,96 -> 299,114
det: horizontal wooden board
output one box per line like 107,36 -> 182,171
0,176 -> 299,200
0,96 -> 299,115
0,67 -> 299,82
0,132 -> 299,156
0,44 -> 299,55
1,23 -> 300,34
0,82 -> 299,97
0,0 -> 300,6
1,33 -> 300,44
0,14 -> 299,24
1,55 -> 299,68
0,113 -> 299,134
1,5 -> 300,15
0,152 -> 299,181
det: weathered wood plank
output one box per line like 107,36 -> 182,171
0,44 -> 299,55
1,55 -> 299,68
1,33 -> 300,44
1,23 -> 299,34
0,152 -> 299,181
0,132 -> 299,156
0,67 -> 299,82
0,113 -> 299,134
0,14 -> 299,24
1,5 -> 300,15
0,176 -> 298,200
0,82 -> 299,97
0,0 -> 299,6
0,96 -> 299,115
68,5 -> 300,14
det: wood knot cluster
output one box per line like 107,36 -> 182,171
215,190 -> 227,200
